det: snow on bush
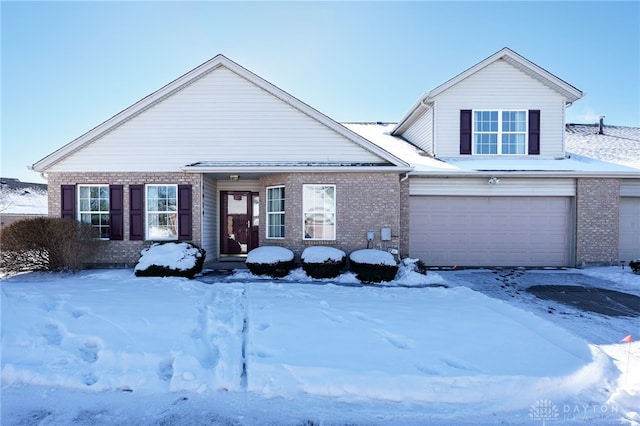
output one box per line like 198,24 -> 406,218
630,259 -> 640,275
246,246 -> 295,278
349,249 -> 398,283
134,242 -> 205,279
301,246 -> 346,279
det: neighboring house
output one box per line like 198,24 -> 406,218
565,123 -> 640,265
0,178 -> 48,230
30,48 -> 640,268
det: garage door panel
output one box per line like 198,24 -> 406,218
409,196 -> 571,267
619,198 -> 640,263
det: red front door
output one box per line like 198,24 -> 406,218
220,191 -> 259,255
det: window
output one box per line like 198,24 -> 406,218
473,110 -> 527,155
266,186 -> 285,239
146,184 -> 178,240
78,185 -> 110,239
303,184 -> 335,240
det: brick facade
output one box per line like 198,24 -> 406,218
576,178 -> 620,265
259,172 -> 402,258
47,172 -> 202,267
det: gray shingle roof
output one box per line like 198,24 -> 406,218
565,124 -> 640,169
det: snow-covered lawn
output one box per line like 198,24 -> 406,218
1,266 -> 638,425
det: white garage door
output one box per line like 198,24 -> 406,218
619,197 -> 640,263
409,196 -> 572,267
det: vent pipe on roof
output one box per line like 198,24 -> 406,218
598,115 -> 605,135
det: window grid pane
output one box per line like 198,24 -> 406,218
146,185 -> 178,239
303,185 -> 336,240
78,185 -> 110,239
473,110 -> 527,155
266,186 -> 285,239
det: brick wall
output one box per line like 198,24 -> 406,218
399,177 -> 410,258
47,172 -> 202,266
260,172 -> 401,258
576,178 -> 620,265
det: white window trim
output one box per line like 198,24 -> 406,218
145,184 -> 178,241
266,185 -> 285,240
302,184 -> 336,241
472,109 -> 528,155
77,184 -> 110,240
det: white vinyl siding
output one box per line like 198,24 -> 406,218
49,68 -> 384,172
409,177 -> 576,197
402,106 -> 434,154
409,195 -> 572,267
202,175 -> 218,257
432,60 -> 566,158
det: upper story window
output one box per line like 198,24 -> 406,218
473,110 -> 527,155
303,184 -> 336,240
78,185 -> 110,239
266,185 -> 285,239
146,184 -> 178,240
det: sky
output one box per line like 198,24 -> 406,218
2,1 -> 639,184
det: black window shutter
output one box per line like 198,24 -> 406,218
528,109 -> 540,155
129,184 -> 144,241
460,110 -> 472,155
109,185 -> 124,240
178,185 -> 192,241
61,185 -> 76,220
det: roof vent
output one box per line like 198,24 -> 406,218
598,115 -> 605,135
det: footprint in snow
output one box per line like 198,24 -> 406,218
377,330 -> 415,350
157,358 -> 174,382
43,321 -> 63,346
79,338 -> 100,363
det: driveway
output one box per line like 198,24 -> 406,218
442,268 -> 640,318
526,285 -> 640,317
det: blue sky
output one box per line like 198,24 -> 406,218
2,1 -> 639,183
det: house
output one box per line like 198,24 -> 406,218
0,178 -> 48,231
30,48 -> 640,268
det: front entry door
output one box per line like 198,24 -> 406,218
220,191 -> 259,256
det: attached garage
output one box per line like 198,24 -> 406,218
408,178 -> 575,267
619,181 -> 640,263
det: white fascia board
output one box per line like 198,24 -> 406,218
32,54 -> 409,172
181,165 -> 413,174
32,55 -> 230,172
407,169 -> 640,179
392,47 -> 584,136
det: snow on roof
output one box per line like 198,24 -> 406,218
566,124 -> 640,170
0,178 -> 47,215
344,122 -> 640,175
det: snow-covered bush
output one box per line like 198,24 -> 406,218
630,259 -> 640,275
134,242 -> 205,279
0,217 -> 98,272
349,249 -> 398,283
246,246 -> 295,278
301,246 -> 346,279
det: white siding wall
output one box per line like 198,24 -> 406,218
409,177 -> 576,196
433,60 -> 567,158
202,175 -> 218,260
50,67 -> 383,172
402,106 -> 433,154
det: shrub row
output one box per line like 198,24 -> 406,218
246,246 -> 398,283
0,217 -> 99,272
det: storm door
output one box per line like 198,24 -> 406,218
220,191 -> 259,256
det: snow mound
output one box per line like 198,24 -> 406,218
349,249 -> 397,266
134,242 -> 205,278
301,246 -> 345,263
246,246 -> 294,264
